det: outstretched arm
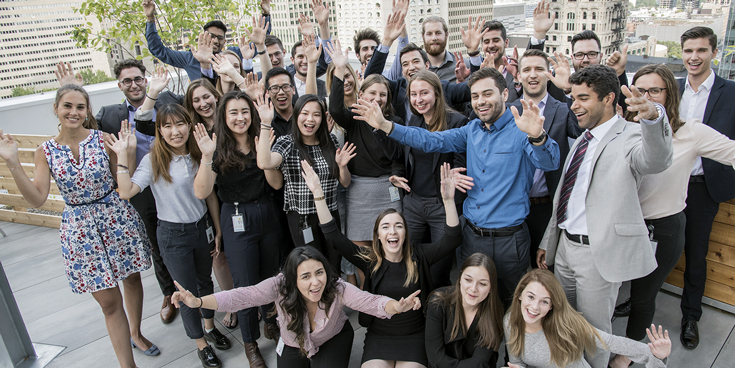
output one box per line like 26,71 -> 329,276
0,132 -> 51,208
192,124 -> 217,199
622,86 -> 673,175
254,95 -> 284,169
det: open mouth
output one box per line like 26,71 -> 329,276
476,106 -> 490,115
688,60 -> 702,70
303,123 -> 315,133
198,105 -> 212,114
526,308 -> 540,319
276,96 -> 289,105
387,237 -> 399,246
575,111 -> 587,119
66,116 -> 80,123
528,81 -> 539,88
310,287 -> 321,296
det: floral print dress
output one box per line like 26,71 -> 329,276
42,130 -> 151,294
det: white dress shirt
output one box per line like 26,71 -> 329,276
680,70 -> 716,176
527,93 -> 550,198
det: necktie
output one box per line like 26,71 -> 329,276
556,131 -> 594,225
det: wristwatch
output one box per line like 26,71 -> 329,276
528,130 -> 547,144
467,49 -> 480,57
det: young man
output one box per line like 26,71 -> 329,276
356,67 -> 560,307
676,26 -> 735,350
290,41 -> 326,98
422,16 -> 456,82
354,28 -> 406,80
510,49 -> 582,268
538,65 -> 672,368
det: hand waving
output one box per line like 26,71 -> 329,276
298,13 -> 315,38
0,130 -> 20,165
148,65 -> 171,94
450,167 -> 474,193
460,16 -> 487,54
546,52 -> 571,91
351,99 -> 391,132
311,0 -> 329,27
325,39 -> 349,69
210,53 -> 237,77
622,85 -> 660,122
55,62 -> 84,87
191,32 -> 213,64
511,99 -> 545,138
244,15 -> 269,48
238,35 -> 255,61
194,123 -> 216,157
255,93 -> 274,124
335,142 -> 357,168
454,52 -> 470,83
646,324 -> 671,360
302,33 -> 322,64
439,163 -> 456,201
104,120 -> 136,155
532,0 -> 555,39
383,10 -> 406,46
300,159 -> 323,194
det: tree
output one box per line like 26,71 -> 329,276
633,0 -> 657,9
11,86 -> 56,98
79,69 -> 116,84
658,40 -> 682,59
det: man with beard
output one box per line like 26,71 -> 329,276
290,40 -> 327,98
475,20 -> 523,103
55,59 -> 184,325
354,67 -> 560,307
422,16 -> 456,83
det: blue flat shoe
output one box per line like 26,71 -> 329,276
131,337 -> 161,356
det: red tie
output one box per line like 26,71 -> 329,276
556,131 -> 593,225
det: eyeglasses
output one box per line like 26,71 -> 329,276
121,77 -> 145,87
211,35 -> 225,42
572,51 -> 600,60
636,87 -> 667,97
268,84 -> 293,94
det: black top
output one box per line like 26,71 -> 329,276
329,76 -> 404,177
211,150 -> 267,204
411,147 -> 436,198
425,288 -> 498,368
368,260 -> 423,336
320,218 -> 461,328
272,110 -> 293,139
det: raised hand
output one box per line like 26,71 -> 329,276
194,123 -> 216,157
254,126 -> 275,148
505,46 -> 520,81
439,163 -> 456,201
244,15 -> 269,48
300,159 -> 323,194
646,324 -> 671,360
622,85 -> 660,122
389,175 -> 411,192
171,280 -> 201,309
0,130 -> 20,166
511,99 -> 545,139
260,0 -> 271,15
210,53 -> 237,77
606,44 -> 629,77
383,10 -> 406,46
481,52 -> 505,74
460,16 -> 487,54
394,289 -> 422,314
392,0 -> 409,14
298,13 -> 315,38
238,34 -> 255,61
105,120 -> 136,155
351,99 -> 392,132
335,142 -> 357,168
546,52 -> 571,91
450,167 -> 475,193
311,0 -> 329,27
243,72 -> 262,101
148,65 -> 170,94
454,52 -> 470,83
55,62 -> 84,87
325,39 -> 349,69
192,32 -> 214,64
255,93 -> 274,124
302,33 -> 322,65
142,0 -> 156,22
532,0 -> 555,40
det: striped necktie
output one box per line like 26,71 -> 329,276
556,131 -> 594,225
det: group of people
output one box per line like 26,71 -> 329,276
1,0 -> 734,367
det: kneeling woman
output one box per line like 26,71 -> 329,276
504,269 -> 671,368
425,253 -> 505,368
171,246 -> 422,367
304,161 -> 461,367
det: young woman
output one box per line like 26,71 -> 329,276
256,93 -> 355,270
171,246 -> 423,367
425,253 -> 505,368
184,78 -> 221,133
304,160 -> 461,367
397,69 -> 470,288
0,85 -> 155,368
114,103 -> 231,368
504,269 -> 671,368
609,64 -> 735,367
192,91 -> 283,367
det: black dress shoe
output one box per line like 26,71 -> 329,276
680,318 -> 700,349
614,298 -> 632,317
204,327 -> 231,350
198,345 -> 222,368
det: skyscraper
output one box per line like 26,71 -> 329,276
543,0 -> 628,57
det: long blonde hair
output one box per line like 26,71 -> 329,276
507,269 -> 605,367
357,209 -> 418,287
407,70 -> 450,132
326,62 -> 359,103
184,78 -> 221,131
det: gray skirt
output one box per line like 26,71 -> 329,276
346,175 -> 402,241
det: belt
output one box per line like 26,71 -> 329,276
689,175 -> 705,183
564,230 -> 590,245
66,188 -> 115,206
467,221 -> 523,237
529,195 -> 551,205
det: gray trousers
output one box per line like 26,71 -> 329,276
554,232 -> 621,368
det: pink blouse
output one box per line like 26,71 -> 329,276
213,274 -> 393,357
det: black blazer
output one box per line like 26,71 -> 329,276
678,74 -> 735,202
94,91 -> 183,136
508,94 -> 582,194
320,219 -> 461,328
424,288 -> 498,368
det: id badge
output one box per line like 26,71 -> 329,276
302,226 -> 314,244
276,337 -> 285,356
389,186 -> 401,202
232,214 -> 245,232
206,225 -> 215,243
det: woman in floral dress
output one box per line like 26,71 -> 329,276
0,84 -> 156,368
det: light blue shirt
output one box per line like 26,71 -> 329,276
126,100 -> 156,166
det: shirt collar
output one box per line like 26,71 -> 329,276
478,108 -> 513,133
125,100 -> 137,112
685,69 -> 716,92
430,50 -> 455,69
171,153 -> 192,162
588,114 -> 618,141
523,92 -> 549,108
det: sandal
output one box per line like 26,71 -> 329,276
222,312 -> 238,330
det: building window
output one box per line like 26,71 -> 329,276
592,24 -> 595,31
582,23 -> 586,30
555,23 -> 559,30
592,12 -> 596,19
552,35 -> 557,41
583,12 -> 587,19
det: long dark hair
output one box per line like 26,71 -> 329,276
151,104 -> 202,183
278,246 -> 341,356
54,84 -> 98,130
213,91 -> 260,173
184,78 -> 221,131
291,94 -> 338,178
430,253 -> 504,350
357,209 -> 418,287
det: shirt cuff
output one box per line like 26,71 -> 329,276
397,36 -> 409,48
469,55 -> 482,66
530,36 -> 543,45
242,59 -> 253,70
135,109 -> 154,121
378,43 -> 391,53
201,67 -> 214,78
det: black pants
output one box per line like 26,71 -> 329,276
277,321 -> 354,367
404,193 -> 453,288
682,181 -> 720,321
286,210 -> 342,271
273,188 -> 296,267
129,187 -> 175,296
526,201 -> 553,271
157,215 -> 215,339
221,201 -> 281,343
627,212 -> 686,340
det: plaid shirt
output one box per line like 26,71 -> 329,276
272,134 -> 339,214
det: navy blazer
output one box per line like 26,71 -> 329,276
508,94 -> 582,194
95,91 -> 183,136
678,74 -> 735,202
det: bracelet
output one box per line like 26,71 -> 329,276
256,48 -> 266,56
261,123 -> 272,129
202,161 -> 213,166
117,170 -> 129,174
387,122 -> 395,135
8,164 -> 18,171
467,49 -> 480,57
197,297 -> 203,308
117,164 -> 129,170
313,195 -> 325,201
145,93 -> 158,101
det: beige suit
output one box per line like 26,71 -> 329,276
540,113 -> 673,368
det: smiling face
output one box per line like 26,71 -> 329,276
520,281 -> 552,329
296,259 -> 327,305
423,21 -> 447,57
219,54 -> 241,84
357,39 -> 378,65
205,26 -> 225,53
570,82 -> 613,130
117,67 -> 148,104
297,101 -> 323,139
634,73 -> 668,105
291,45 -> 308,77
225,98 -> 252,136
682,37 -> 716,80
343,71 -> 356,95
267,44 -> 285,68
359,82 -> 388,109
409,79 -> 437,117
571,39 -> 602,71
519,55 -> 549,100
267,74 -> 294,114
460,266 -> 491,310
470,77 -> 507,125
377,213 -> 406,261
55,91 -> 88,129
401,50 -> 429,79
191,86 -> 217,119
159,116 -> 191,154
481,30 -> 508,65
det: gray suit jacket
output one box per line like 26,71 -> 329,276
540,114 -> 673,282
